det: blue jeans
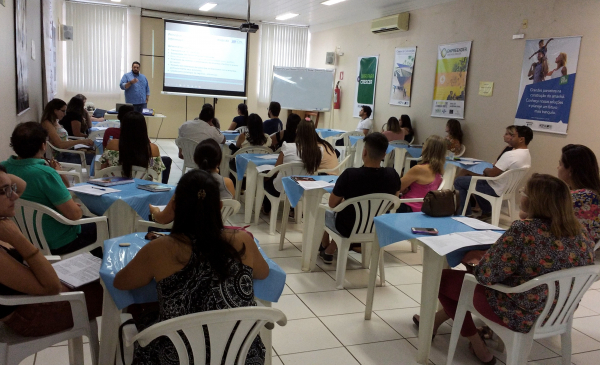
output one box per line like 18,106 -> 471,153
454,176 -> 499,215
133,103 -> 147,113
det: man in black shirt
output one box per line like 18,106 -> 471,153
320,133 -> 401,263
263,102 -> 283,135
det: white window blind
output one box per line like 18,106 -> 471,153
65,2 -> 127,94
258,24 -> 309,104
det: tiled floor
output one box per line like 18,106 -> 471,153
24,139 -> 600,364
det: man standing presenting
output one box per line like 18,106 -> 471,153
120,61 -> 150,113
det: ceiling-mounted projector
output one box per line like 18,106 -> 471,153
240,23 -> 259,33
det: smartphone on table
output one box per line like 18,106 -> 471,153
411,227 -> 439,235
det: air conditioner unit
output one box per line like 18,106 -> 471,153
371,13 -> 409,34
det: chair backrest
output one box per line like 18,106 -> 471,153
13,200 -> 62,255
527,265 -> 600,338
498,166 -> 530,198
340,131 -> 364,147
221,199 -> 241,222
333,193 -> 401,241
318,155 -> 352,175
353,139 -> 365,168
391,148 -> 407,177
175,137 -> 199,169
97,165 -> 159,181
454,144 -> 466,157
268,162 -> 307,179
95,120 -> 120,128
129,307 -> 287,365
46,142 -> 86,168
235,126 -> 248,134
232,146 -> 272,157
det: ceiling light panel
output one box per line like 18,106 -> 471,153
321,0 -> 346,6
275,12 -> 299,20
199,3 -> 217,12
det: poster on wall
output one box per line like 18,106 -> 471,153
514,36 -> 581,135
389,47 -> 416,106
15,0 -> 29,115
42,0 -> 57,104
353,55 -> 379,118
431,41 -> 471,119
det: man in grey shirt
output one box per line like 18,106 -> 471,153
177,107 -> 225,159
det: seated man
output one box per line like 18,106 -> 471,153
335,105 -> 372,146
320,132 -> 401,263
1,122 -> 99,256
263,101 -> 283,135
178,106 -> 225,159
454,125 -> 533,220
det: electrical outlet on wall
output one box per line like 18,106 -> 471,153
522,19 -> 528,29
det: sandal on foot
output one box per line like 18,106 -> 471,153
468,334 -> 497,365
412,315 -> 436,340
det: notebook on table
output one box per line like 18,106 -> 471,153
88,176 -> 135,187
137,184 -> 172,192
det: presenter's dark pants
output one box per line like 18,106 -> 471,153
133,103 -> 147,113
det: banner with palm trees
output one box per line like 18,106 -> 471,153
431,41 -> 472,119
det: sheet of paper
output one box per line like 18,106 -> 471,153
73,144 -> 93,150
297,180 -> 335,190
458,157 -> 483,162
418,233 -> 484,256
93,127 -> 109,131
456,230 -> 503,244
52,253 -> 102,288
155,205 -> 167,211
256,154 -> 280,160
256,164 -> 275,173
452,217 -> 503,230
68,185 -> 120,196
456,160 -> 479,165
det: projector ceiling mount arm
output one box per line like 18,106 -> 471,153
240,0 -> 259,32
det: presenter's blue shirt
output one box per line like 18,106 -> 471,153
120,72 -> 150,105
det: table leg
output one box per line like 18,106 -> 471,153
99,284 -> 122,365
257,299 -> 273,365
245,164 -> 258,224
364,235 -> 381,320
301,190 -> 325,271
105,201 -> 137,238
416,244 -> 446,365
279,198 -> 291,250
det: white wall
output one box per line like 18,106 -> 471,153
309,0 -> 600,177
0,0 -> 45,161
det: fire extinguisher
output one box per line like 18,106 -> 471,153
334,81 -> 341,109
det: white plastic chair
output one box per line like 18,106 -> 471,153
0,291 -> 99,365
135,199 -> 242,231
321,193 -> 401,289
46,142 -> 87,175
13,200 -> 108,259
96,165 -> 159,182
175,137 -> 199,173
123,307 -> 287,365
318,155 -> 352,176
353,138 -> 365,168
95,120 -> 120,128
454,144 -> 466,158
87,130 -> 105,142
446,265 -> 600,365
225,146 -> 273,201
235,126 -> 248,134
461,167 -> 530,226
254,162 -> 308,235
338,130 -> 364,146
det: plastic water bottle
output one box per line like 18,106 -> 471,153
109,136 -> 114,141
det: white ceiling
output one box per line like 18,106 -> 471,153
98,0 -> 455,32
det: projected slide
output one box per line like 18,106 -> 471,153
163,21 -> 248,97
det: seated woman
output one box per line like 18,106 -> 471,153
557,144 -> 600,243
114,169 -> 269,365
59,97 -> 89,138
100,111 -> 165,179
397,135 -> 445,212
101,105 -> 131,148
400,114 -> 414,143
445,119 -> 463,155
262,119 -> 331,213
229,114 -> 272,179
0,165 -> 102,337
414,174 -> 595,364
270,113 -> 301,150
227,103 -> 249,130
149,139 -> 236,225
40,98 -> 94,165
382,117 -> 407,142
74,94 -> 105,125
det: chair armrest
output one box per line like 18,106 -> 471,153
469,172 -> 506,184
398,198 -> 424,203
463,272 -> 555,295
68,136 -> 85,140
0,291 -> 85,306
49,213 -> 108,226
44,255 -> 62,263
57,170 -> 82,184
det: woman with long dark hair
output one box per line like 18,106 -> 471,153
382,116 -> 407,142
114,169 -> 269,364
99,111 -> 165,179
234,113 -> 271,149
228,103 -> 249,130
40,99 -> 94,162
270,113 -> 301,149
74,94 -> 105,126
59,97 -> 88,138
400,114 -> 414,143
557,144 -> 600,242
445,119 -> 463,154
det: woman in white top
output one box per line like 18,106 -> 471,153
548,52 -> 567,79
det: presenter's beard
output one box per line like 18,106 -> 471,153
132,70 -> 139,75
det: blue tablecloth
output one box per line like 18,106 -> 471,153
349,136 -> 396,155
447,159 -> 494,175
282,176 -> 338,208
316,128 -> 346,138
99,233 -> 287,309
373,212 -> 504,267
73,179 -> 175,219
222,131 -> 240,141
393,145 -> 422,158
235,154 -> 278,178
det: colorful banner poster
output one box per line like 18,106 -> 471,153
389,47 -> 416,106
354,55 -> 379,118
431,41 -> 472,119
514,36 -> 581,135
